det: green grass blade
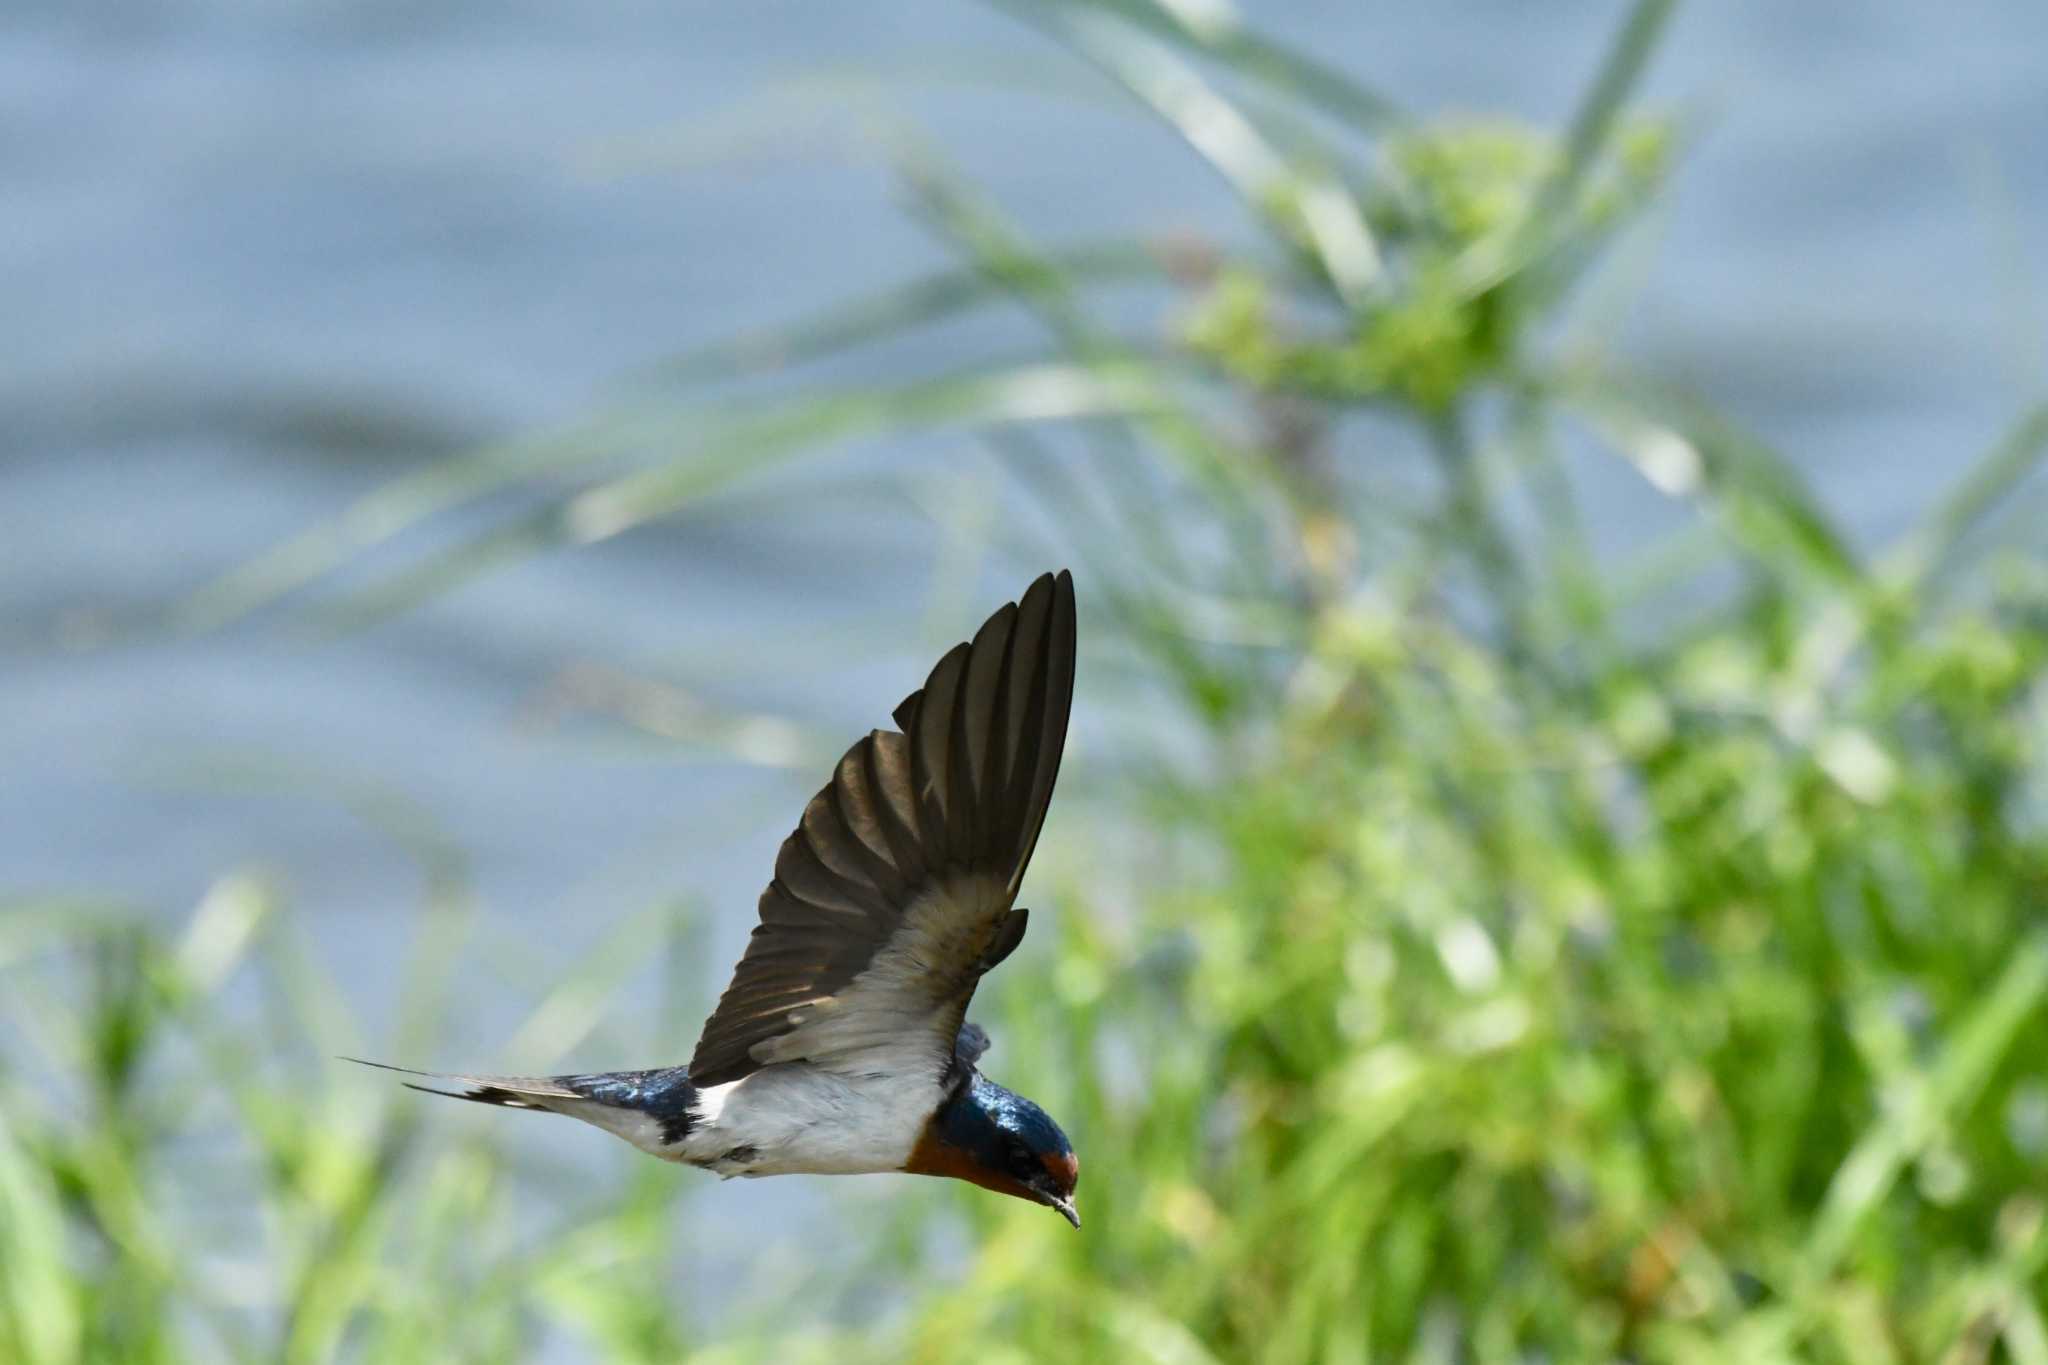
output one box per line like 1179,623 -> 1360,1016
1791,934 -> 2048,1327
1452,0 -> 1679,298
639,239 -> 1176,391
173,409 -> 670,634
1880,401 -> 2048,596
1566,369 -> 1862,590
312,361 -> 1170,630
1045,0 -> 1406,133
1003,2 -> 1384,308
0,1109 -> 82,1365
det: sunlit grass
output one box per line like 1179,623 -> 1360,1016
8,1 -> 2048,1361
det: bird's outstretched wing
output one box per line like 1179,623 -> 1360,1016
686,571 -> 1076,1088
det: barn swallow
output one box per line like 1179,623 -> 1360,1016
355,571 -> 1081,1227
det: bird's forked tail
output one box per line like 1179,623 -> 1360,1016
345,1058 -> 699,1155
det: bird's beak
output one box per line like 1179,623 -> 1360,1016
1050,1193 -> 1081,1229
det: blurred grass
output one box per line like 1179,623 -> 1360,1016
9,1 -> 2048,1361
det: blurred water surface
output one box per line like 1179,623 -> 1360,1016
3,0 -> 2046,1298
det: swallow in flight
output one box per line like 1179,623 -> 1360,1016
357,571 -> 1081,1226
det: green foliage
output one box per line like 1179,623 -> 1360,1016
1184,117 -> 1668,411
9,1 -> 2048,1360
0,873 -> 719,1364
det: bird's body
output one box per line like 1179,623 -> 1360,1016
359,572 -> 1083,1225
407,1053 -> 938,1178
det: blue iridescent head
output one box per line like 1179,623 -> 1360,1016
907,1073 -> 1080,1227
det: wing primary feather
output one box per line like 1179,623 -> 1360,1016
772,831 -> 887,926
1010,571 -> 1075,890
945,627 -> 978,865
1000,584 -> 1052,857
827,744 -> 908,901
801,784 -> 902,928
913,643 -> 969,860
891,688 -> 921,734
860,731 -> 926,883
960,601 -> 1017,861
984,600 -> 1028,866
1001,576 -> 1053,830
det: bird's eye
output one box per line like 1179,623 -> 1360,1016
1004,1137 -> 1036,1175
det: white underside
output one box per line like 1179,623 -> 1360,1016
695,1061 -> 947,1176
545,1059 -> 939,1176
553,881 -> 996,1176
540,1035 -> 954,1178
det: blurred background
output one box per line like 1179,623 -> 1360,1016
6,2 -> 2048,1361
